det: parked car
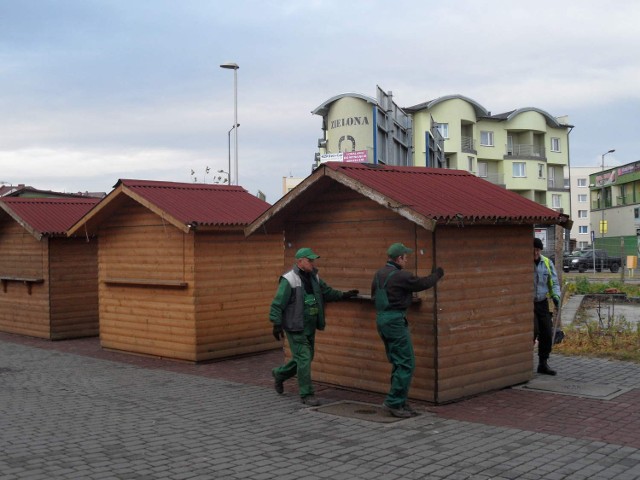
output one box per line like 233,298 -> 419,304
562,248 -> 592,272
543,250 -> 571,265
569,249 -> 622,273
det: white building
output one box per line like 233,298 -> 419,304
569,166 -> 599,249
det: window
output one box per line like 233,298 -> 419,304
577,178 -> 587,187
635,207 -> 640,220
578,210 -> 588,218
435,123 -> 449,139
467,156 -> 474,172
512,162 -> 526,177
480,131 -> 494,146
551,137 -> 560,152
538,164 -> 544,179
551,194 -> 561,208
619,184 -> 627,204
579,226 -> 588,234
478,161 -> 488,177
578,194 -> 587,203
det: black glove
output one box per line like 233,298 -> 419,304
435,267 -> 444,279
553,297 -> 560,308
343,289 -> 359,299
272,324 -> 284,341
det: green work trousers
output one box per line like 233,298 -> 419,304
376,312 -> 415,408
273,330 -> 316,398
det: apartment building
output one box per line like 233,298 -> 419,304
405,95 -> 572,215
311,86 -> 445,169
311,89 -> 573,250
590,160 -> 640,256
569,166 -> 599,249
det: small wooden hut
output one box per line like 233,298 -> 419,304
0,197 -> 101,339
67,179 -> 283,362
246,162 -> 571,404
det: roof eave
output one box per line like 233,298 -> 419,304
67,184 -> 190,236
0,202 -> 43,240
122,187 -> 190,234
246,164 -> 438,236
245,169 -> 324,236
324,166 -> 438,231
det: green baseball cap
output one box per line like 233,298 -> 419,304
295,247 -> 320,259
387,242 -> 413,258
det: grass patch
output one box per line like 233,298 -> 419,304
555,277 -> 640,363
556,319 -> 640,363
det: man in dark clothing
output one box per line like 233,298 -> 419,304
371,242 -> 444,418
270,247 -> 359,406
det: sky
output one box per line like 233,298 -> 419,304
1,0 -> 639,203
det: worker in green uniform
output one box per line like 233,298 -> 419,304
270,247 -> 359,406
372,243 -> 444,418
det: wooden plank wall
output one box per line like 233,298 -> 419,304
97,200 -> 197,360
433,225 -> 533,403
48,238 -> 99,339
280,183 -> 439,401
193,231 -> 283,361
277,183 -> 535,404
0,219 -> 50,338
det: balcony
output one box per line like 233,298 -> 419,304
616,195 -> 633,206
547,179 -> 568,191
592,199 -> 612,210
477,173 -> 505,187
505,143 -> 546,159
461,136 -> 476,154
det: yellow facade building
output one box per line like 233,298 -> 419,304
312,90 -> 572,249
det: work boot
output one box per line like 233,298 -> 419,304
537,360 -> 557,376
271,370 -> 284,394
301,395 -> 320,406
402,403 -> 421,417
382,402 -> 412,418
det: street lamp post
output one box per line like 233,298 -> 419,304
226,124 -> 239,185
597,148 -> 615,272
600,149 -> 616,236
220,62 -> 239,185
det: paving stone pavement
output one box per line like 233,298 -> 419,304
1,332 -> 640,480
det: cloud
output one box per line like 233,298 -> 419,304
0,147 -> 202,192
2,0 -> 640,203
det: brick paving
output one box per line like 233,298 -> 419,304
431,388 -> 640,449
1,331 -> 640,479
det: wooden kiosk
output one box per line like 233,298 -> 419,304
68,179 -> 283,362
0,197 -> 100,339
247,162 -> 570,404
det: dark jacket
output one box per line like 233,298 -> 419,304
371,261 -> 440,311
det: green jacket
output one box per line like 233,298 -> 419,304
269,265 -> 345,333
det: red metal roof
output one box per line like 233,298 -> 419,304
117,179 -> 270,227
323,162 -> 568,224
247,162 -> 569,236
0,197 -> 101,238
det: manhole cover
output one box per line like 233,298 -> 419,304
313,401 -> 412,423
517,379 -> 632,400
354,408 -> 377,415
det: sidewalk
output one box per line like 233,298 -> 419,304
1,331 -> 640,479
